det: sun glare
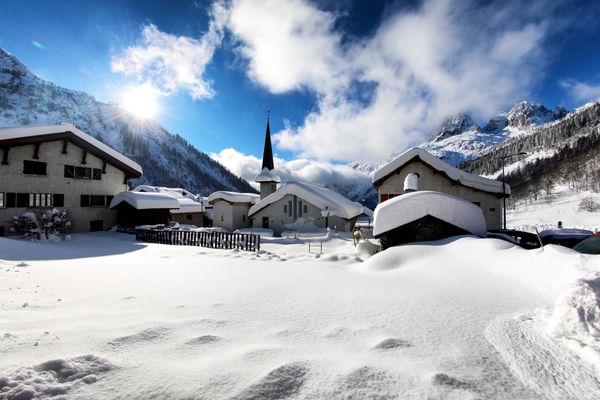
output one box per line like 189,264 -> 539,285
122,83 -> 159,119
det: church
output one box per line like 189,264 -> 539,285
209,114 -> 369,236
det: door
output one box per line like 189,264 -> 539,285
90,220 -> 103,232
262,217 -> 269,229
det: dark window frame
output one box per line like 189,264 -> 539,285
23,160 -> 47,176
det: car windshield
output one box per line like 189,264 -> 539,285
573,235 -> 600,254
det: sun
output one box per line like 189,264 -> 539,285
121,83 -> 159,119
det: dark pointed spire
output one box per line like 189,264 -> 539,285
261,110 -> 274,170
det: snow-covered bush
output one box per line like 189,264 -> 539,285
40,208 -> 72,239
10,209 -> 72,240
579,197 -> 599,212
10,212 -> 40,240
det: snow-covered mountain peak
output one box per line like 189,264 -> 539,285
505,101 -> 559,128
430,113 -> 479,142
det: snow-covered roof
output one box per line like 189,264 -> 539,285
249,181 -> 367,220
110,191 -> 179,210
255,167 -> 281,183
373,190 -> 487,238
133,185 -> 204,213
0,123 -> 143,177
207,191 -> 260,205
372,147 -> 509,195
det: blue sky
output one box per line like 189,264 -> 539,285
1,0 -> 600,168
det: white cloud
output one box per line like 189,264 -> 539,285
111,17 -> 223,99
211,148 -> 376,203
560,79 -> 600,103
222,0 -> 563,163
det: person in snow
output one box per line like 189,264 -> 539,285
353,227 -> 362,246
557,221 -> 563,229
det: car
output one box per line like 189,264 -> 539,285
538,228 -> 593,249
573,233 -> 600,254
487,229 -> 542,249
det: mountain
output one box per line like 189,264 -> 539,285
459,99 -> 600,202
0,48 -> 255,196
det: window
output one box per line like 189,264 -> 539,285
28,193 -> 52,207
75,166 -> 91,179
90,220 -> 103,232
489,207 -> 496,212
303,205 -> 308,214
0,192 -> 4,208
288,200 -> 292,217
23,160 -> 47,175
284,205 -> 287,213
90,195 -> 105,207
298,201 -> 303,217
80,194 -> 90,207
106,195 -> 114,208
6,193 -> 16,208
93,168 -> 102,180
64,165 -> 75,178
53,194 -> 64,207
16,193 -> 29,207
242,214 -> 246,222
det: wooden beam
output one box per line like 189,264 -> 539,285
61,139 -> 68,154
33,143 -> 41,159
81,151 -> 87,165
102,160 -> 107,174
1,147 -> 9,165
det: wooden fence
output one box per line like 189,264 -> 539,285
135,229 -> 260,252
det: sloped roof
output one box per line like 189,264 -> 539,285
0,123 -> 142,177
248,181 -> 367,220
110,191 -> 179,210
133,185 -> 204,213
208,191 -> 260,205
372,147 -> 508,195
373,190 -> 487,238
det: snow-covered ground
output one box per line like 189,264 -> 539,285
507,186 -> 600,232
2,229 -> 600,399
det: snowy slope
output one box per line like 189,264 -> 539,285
2,231 -> 600,399
0,48 -> 255,195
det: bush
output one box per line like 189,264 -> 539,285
579,197 -> 600,212
40,208 -> 72,239
10,209 -> 72,240
10,212 -> 40,240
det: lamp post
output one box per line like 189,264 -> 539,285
501,152 -> 527,229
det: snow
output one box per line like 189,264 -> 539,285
2,232 -> 600,398
207,191 -> 260,204
507,186 -> 600,232
109,191 -> 180,210
372,191 -> 487,238
254,167 -> 281,183
249,181 -> 368,220
133,185 -> 205,213
404,172 -> 419,191
372,147 -> 509,195
0,124 -> 142,176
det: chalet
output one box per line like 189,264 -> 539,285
132,185 -> 209,226
0,124 -> 142,235
109,191 -> 178,228
372,148 -> 509,230
208,191 -> 259,232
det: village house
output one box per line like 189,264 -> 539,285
208,191 -> 259,232
0,124 -> 142,235
248,181 -> 367,236
371,147 -> 509,230
132,185 -> 209,226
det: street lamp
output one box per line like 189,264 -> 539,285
501,152 -> 527,229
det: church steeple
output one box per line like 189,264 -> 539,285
255,111 -> 281,200
262,111 -> 274,171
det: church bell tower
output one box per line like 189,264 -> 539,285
255,112 -> 281,200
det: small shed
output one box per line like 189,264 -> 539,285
373,191 -> 486,249
109,191 -> 179,229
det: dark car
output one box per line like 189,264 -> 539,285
487,229 -> 542,250
573,233 -> 600,254
538,228 -> 593,249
